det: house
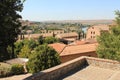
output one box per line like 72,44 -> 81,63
60,43 -> 98,63
86,24 -> 109,40
5,58 -> 29,72
40,30 -> 64,34
5,58 -> 28,65
48,43 -> 66,53
49,42 -> 98,63
68,39 -> 97,46
24,56 -> 120,80
55,32 -> 78,44
19,33 -> 54,40
68,40 -> 88,45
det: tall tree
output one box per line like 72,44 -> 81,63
0,0 -> 24,61
97,10 -> 120,61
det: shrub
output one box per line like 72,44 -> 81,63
11,64 -> 24,75
0,63 -> 12,77
27,44 -> 61,73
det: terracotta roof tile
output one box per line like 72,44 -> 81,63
49,43 -> 66,53
69,40 -> 87,45
60,43 -> 98,56
56,32 -> 78,38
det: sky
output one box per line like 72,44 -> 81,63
21,0 -> 120,21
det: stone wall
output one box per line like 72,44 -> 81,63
24,56 -> 120,80
86,57 -> 120,71
24,57 -> 86,80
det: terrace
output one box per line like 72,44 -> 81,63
24,56 -> 120,80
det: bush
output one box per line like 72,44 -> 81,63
0,63 -> 12,77
27,44 -> 61,73
0,66 -> 12,77
11,64 -> 24,75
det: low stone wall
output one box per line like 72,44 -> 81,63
24,57 -> 86,80
86,57 -> 120,71
24,56 -> 120,80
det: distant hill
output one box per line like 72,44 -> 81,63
42,19 -> 113,25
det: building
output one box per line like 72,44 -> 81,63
49,42 -> 98,63
24,56 -> 120,80
68,40 -> 88,45
48,43 -> 66,53
68,39 -> 97,46
56,32 -> 78,44
18,33 -> 54,40
40,30 -> 64,34
5,58 -> 29,72
86,24 -> 109,40
5,58 -> 28,65
60,43 -> 98,63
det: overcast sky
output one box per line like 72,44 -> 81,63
21,0 -> 120,21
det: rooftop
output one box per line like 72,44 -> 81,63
60,43 -> 98,56
68,40 -> 88,45
56,32 -> 78,38
49,43 -> 66,53
62,65 -> 120,80
24,56 -> 120,80
5,58 -> 28,65
92,24 -> 109,31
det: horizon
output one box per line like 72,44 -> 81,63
21,0 -> 120,21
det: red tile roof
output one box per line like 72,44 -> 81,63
56,32 -> 78,38
60,43 -> 98,56
49,43 -> 66,53
69,40 -> 87,45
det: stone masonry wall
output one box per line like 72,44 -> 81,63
24,57 -> 86,80
24,56 -> 120,80
86,57 -> 120,71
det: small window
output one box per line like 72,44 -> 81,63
91,36 -> 92,38
93,31 -> 95,34
91,32 -> 92,34
92,27 -> 94,29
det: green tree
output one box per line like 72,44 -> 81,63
26,39 -> 37,50
115,10 -> 120,26
14,39 -> 37,57
97,11 -> 120,61
38,36 -> 44,45
44,37 -> 59,44
27,44 -> 61,73
0,0 -> 24,61
14,41 -> 24,57
18,45 -> 31,58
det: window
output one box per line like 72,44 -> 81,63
91,36 -> 92,38
93,31 -> 95,34
91,32 -> 92,34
